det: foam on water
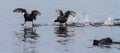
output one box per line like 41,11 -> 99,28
104,16 -> 114,26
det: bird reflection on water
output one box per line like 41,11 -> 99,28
22,26 -> 39,41
54,26 -> 74,38
14,26 -> 40,53
54,26 -> 75,52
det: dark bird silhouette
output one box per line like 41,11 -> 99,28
13,8 -> 41,26
93,37 -> 120,46
54,9 -> 76,26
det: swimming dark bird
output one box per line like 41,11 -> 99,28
13,8 -> 41,26
93,37 -> 120,46
54,9 -> 76,26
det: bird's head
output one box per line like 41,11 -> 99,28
93,39 -> 100,45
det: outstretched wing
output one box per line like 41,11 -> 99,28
65,11 -> 76,16
30,10 -> 41,20
64,10 -> 76,18
13,8 -> 26,13
31,10 -> 41,15
56,9 -> 64,16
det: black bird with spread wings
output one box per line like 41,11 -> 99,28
54,9 -> 76,26
13,8 -> 41,26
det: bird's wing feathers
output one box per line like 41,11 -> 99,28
13,8 -> 26,13
56,9 -> 64,16
65,11 -> 76,17
31,10 -> 41,15
30,10 -> 41,20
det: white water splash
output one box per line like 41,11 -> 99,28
81,12 -> 90,23
80,11 -> 90,25
67,11 -> 91,26
67,15 -> 77,24
104,16 -> 114,25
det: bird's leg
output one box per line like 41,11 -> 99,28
32,21 -> 34,27
22,21 -> 26,25
59,23 -> 63,26
65,22 -> 67,26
